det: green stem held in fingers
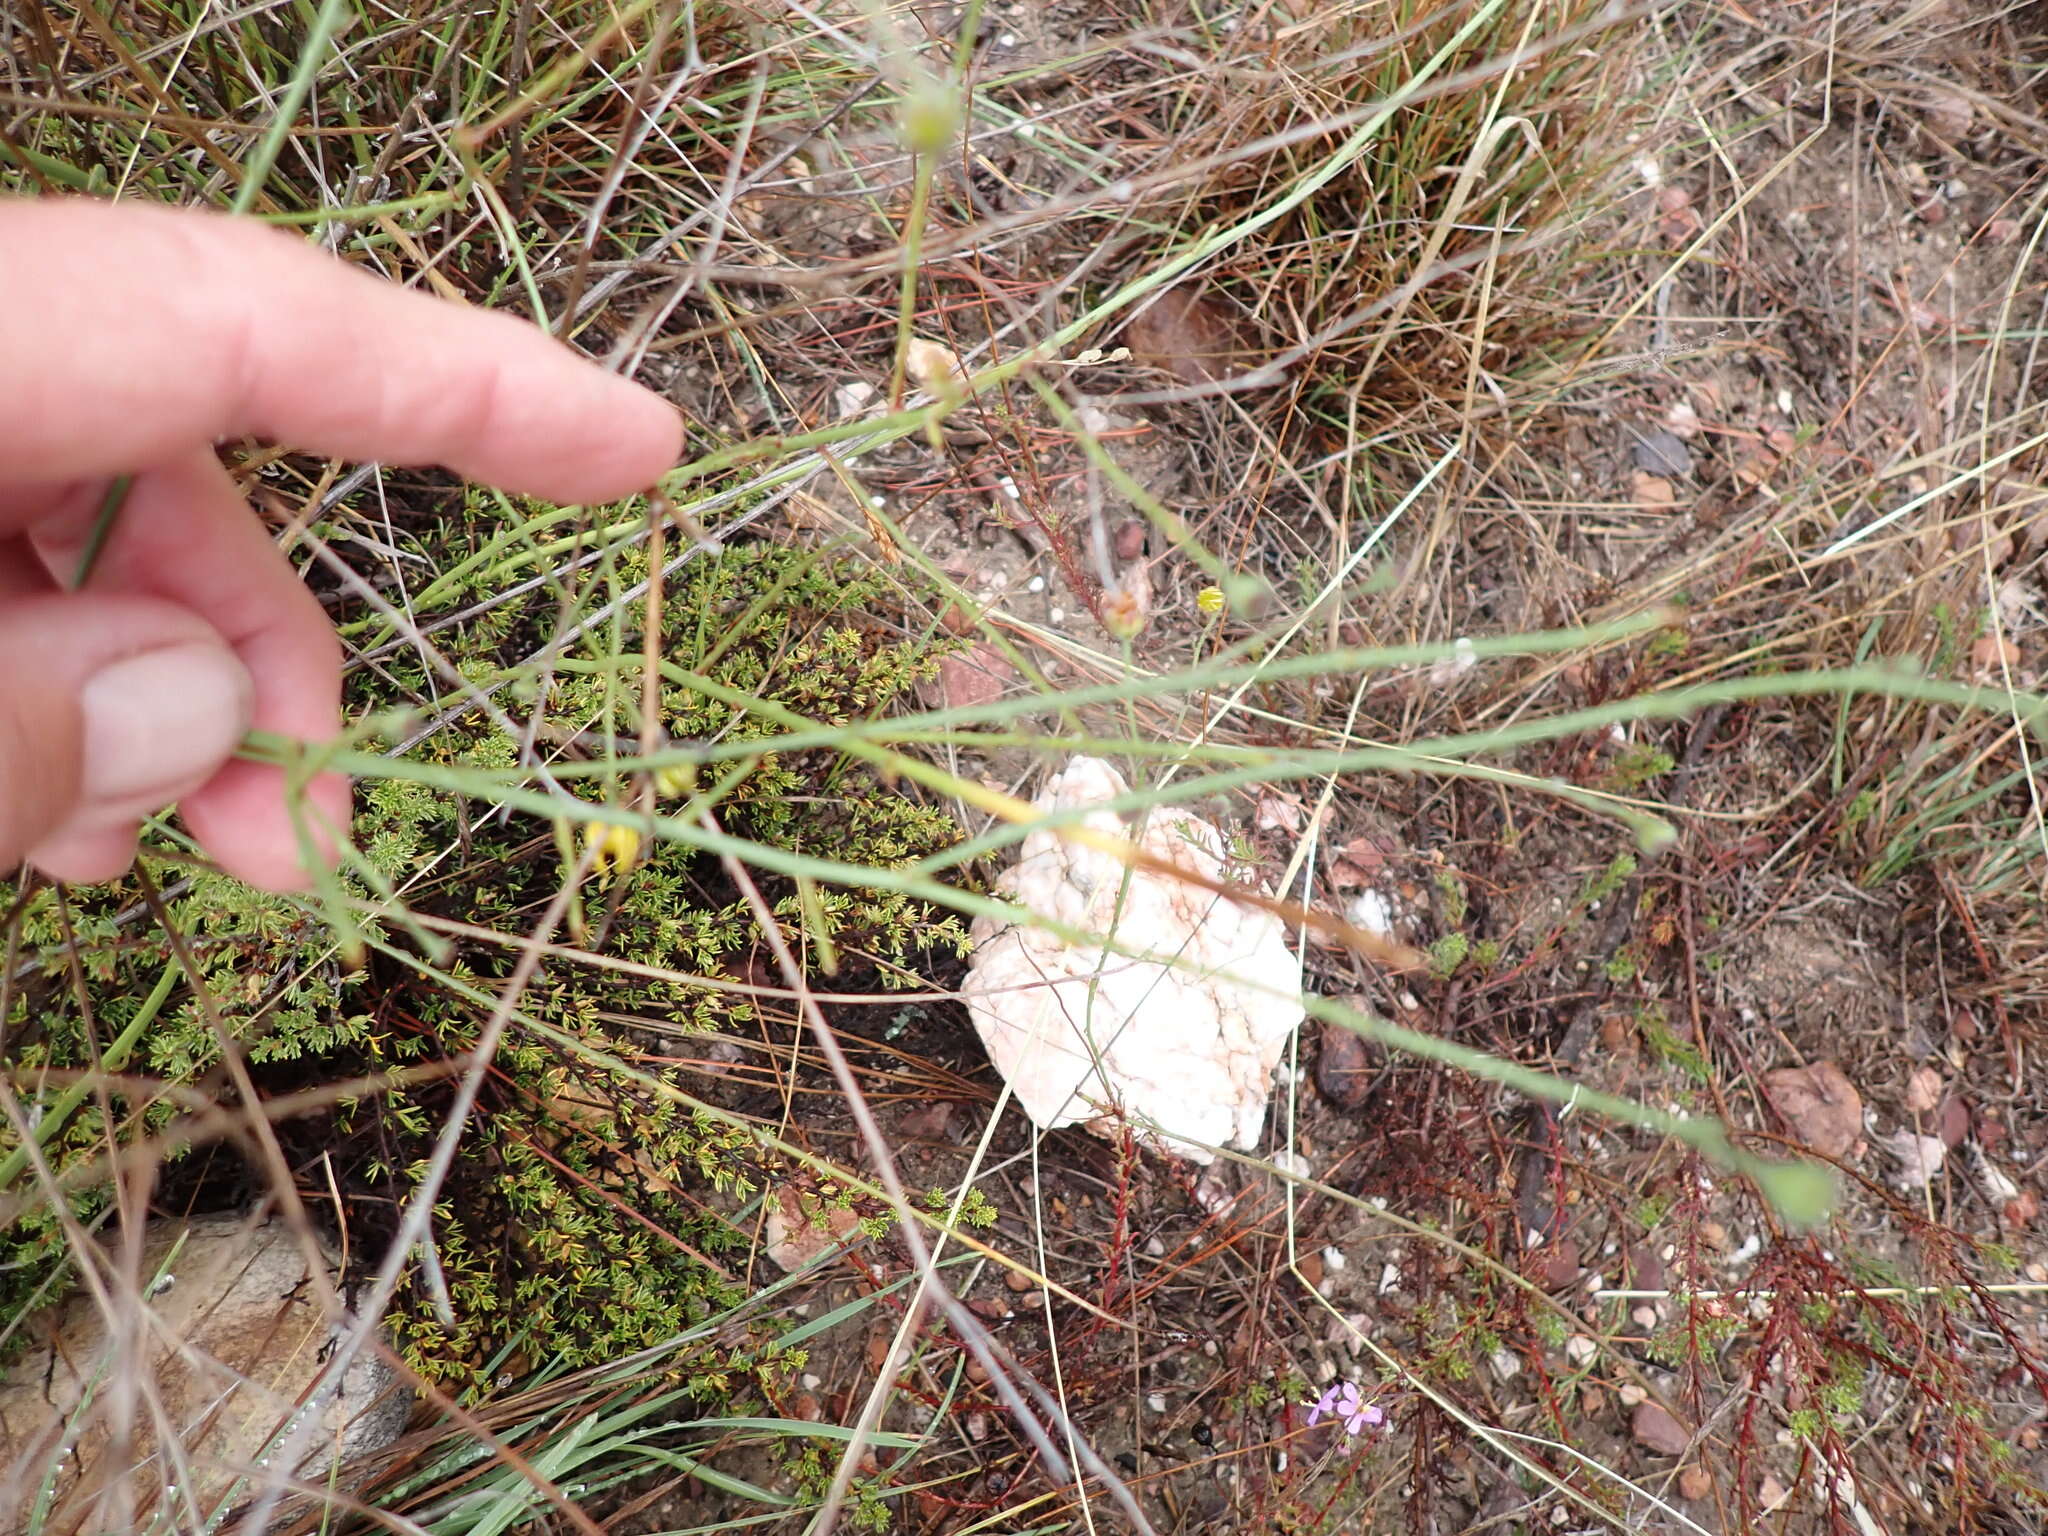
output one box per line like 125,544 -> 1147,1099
71,0 -> 352,592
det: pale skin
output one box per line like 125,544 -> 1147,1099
0,198 -> 684,891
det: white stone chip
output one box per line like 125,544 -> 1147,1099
962,758 -> 1304,1164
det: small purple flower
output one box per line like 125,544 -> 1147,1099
1307,1382 -> 1342,1426
1306,1380 -> 1388,1437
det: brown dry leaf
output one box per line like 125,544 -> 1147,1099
1918,90 -> 1974,138
1631,1401 -> 1692,1456
764,1186 -> 868,1272
1732,451 -> 1775,488
1338,834 -> 1389,880
2004,1189 -> 2040,1230
1126,287 -> 1255,385
1326,859 -> 1371,891
1631,471 -> 1678,511
1256,792 -> 1306,834
1762,1060 -> 1864,1159
1904,1064 -> 1944,1115
1970,634 -> 2020,675
864,1330 -> 895,1373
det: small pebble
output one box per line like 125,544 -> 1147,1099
1632,428 -> 1694,477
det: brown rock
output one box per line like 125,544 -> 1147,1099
1631,1400 -> 1692,1456
1113,518 -> 1149,562
1529,1238 -> 1582,1291
1761,1060 -> 1863,1159
1678,1463 -> 1713,1500
0,1215 -> 409,1536
896,1099 -> 957,1142
1003,1266 -> 1040,1293
924,643 -> 1015,711
1625,1244 -> 1666,1293
1936,1096 -> 1972,1148
1315,1019 -> 1379,1110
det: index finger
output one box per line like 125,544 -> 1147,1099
0,198 -> 683,503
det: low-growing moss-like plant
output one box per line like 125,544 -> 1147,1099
1,531 -> 972,1404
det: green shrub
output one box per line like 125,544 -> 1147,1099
2,530 -> 969,1396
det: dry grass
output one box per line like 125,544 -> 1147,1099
4,1 -> 2048,1533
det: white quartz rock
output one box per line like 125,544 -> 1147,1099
962,757 -> 1304,1162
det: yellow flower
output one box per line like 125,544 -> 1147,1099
653,761 -> 697,798
1195,585 -> 1226,615
581,819 -> 642,882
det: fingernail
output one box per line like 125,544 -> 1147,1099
81,642 -> 255,807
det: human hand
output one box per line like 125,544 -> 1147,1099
0,198 -> 682,892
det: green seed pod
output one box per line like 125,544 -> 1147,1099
899,75 -> 958,156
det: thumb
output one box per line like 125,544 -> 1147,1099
0,591 -> 254,884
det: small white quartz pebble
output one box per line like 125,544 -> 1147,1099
961,758 -> 1305,1163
